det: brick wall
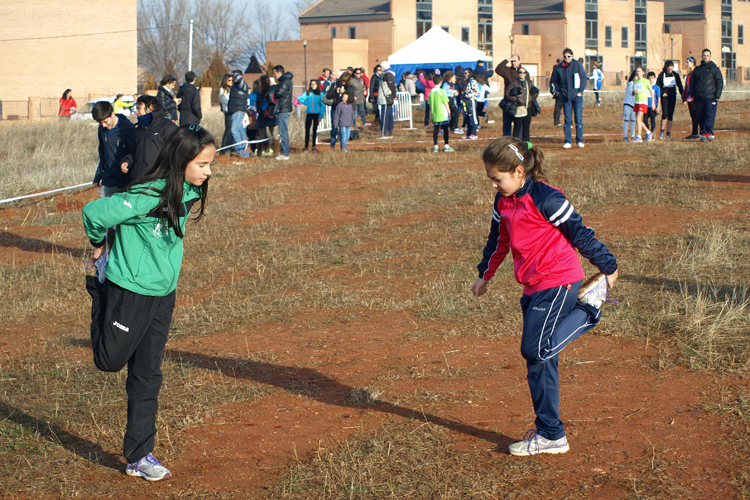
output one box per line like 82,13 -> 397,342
266,39 -> 368,94
1,0 -> 137,102
301,19 -> 392,74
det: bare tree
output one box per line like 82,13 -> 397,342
288,0 -> 318,38
138,0 -> 299,77
137,0 -> 191,78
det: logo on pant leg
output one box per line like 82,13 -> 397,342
113,321 -> 130,332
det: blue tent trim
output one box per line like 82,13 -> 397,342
390,62 -> 486,87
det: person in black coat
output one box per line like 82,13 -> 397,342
369,65 -> 383,124
689,48 -> 724,141
177,71 -> 202,126
271,65 -> 294,159
121,95 -> 178,182
156,75 -> 179,121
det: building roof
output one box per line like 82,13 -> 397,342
664,0 -> 704,20
514,0 -> 564,21
299,0 -> 391,24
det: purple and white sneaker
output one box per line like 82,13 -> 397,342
126,453 -> 172,481
578,272 -> 609,308
509,429 -> 569,456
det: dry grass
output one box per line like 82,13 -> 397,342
1,100 -> 750,497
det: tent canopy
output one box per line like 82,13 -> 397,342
387,26 -> 490,83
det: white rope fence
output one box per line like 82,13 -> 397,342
0,182 -> 93,205
215,136 -> 272,153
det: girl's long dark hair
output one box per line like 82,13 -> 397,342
259,75 -> 270,95
307,79 -> 320,95
62,89 -> 72,99
126,125 -> 215,238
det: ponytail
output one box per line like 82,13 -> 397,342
482,136 -> 547,182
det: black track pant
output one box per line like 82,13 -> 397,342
687,101 -> 699,136
553,96 -> 563,126
304,114 -> 319,149
433,123 -> 450,146
86,276 -> 175,464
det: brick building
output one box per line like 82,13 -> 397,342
1,0 -> 137,118
266,0 -> 749,93
266,0 -> 512,88
665,0 -> 750,81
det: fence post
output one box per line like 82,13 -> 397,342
28,97 -> 40,122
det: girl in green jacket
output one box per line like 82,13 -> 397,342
82,125 -> 214,481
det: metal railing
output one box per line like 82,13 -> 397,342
317,91 -> 414,136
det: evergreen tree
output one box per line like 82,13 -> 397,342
202,50 -> 229,89
144,74 -> 158,91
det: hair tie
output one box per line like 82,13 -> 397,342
526,141 -> 533,150
189,124 -> 202,132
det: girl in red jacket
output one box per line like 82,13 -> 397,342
58,89 -> 77,119
472,136 -> 619,456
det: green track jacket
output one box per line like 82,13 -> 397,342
82,179 -> 202,296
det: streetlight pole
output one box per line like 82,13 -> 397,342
188,19 -> 194,72
303,40 -> 308,84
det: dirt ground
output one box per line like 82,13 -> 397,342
2,103 -> 750,499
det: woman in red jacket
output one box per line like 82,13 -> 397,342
472,136 -> 619,457
58,89 -> 77,119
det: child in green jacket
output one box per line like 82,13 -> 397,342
82,125 -> 214,481
428,74 -> 455,153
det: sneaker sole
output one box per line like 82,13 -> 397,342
126,469 -> 172,481
509,443 -> 570,456
578,272 -> 606,300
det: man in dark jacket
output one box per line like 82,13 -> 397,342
369,65 -> 383,123
690,48 -> 724,141
549,48 -> 588,148
121,95 -> 178,181
92,100 -> 135,197
228,70 -> 250,157
176,71 -> 202,126
272,65 -> 293,160
550,58 -> 563,127
474,60 -> 494,79
495,55 -> 521,136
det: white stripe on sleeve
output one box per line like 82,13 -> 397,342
554,204 -> 575,226
549,200 -> 570,222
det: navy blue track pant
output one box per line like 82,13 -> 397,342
520,280 -> 601,440
693,99 -> 718,136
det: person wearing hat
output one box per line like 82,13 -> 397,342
377,66 -> 398,139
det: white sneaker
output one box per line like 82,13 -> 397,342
509,430 -> 569,456
563,143 -> 572,149
275,155 -> 290,161
433,145 -> 439,153
126,453 -> 172,481
577,142 -> 585,148
578,272 -> 608,308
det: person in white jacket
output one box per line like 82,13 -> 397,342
590,63 -> 603,106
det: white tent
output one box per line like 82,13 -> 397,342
389,26 -> 488,66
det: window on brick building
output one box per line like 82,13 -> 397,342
478,0 -> 493,57
417,0 -> 432,38
663,23 -> 671,34
522,24 -> 529,35
740,25 -> 744,44
622,26 -> 628,48
461,27 -> 469,43
442,26 -> 449,33
348,26 -> 356,39
605,26 -> 612,47
331,27 -> 337,38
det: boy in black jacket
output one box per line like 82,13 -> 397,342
92,101 -> 135,197
122,95 -> 178,182
177,71 -> 202,126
